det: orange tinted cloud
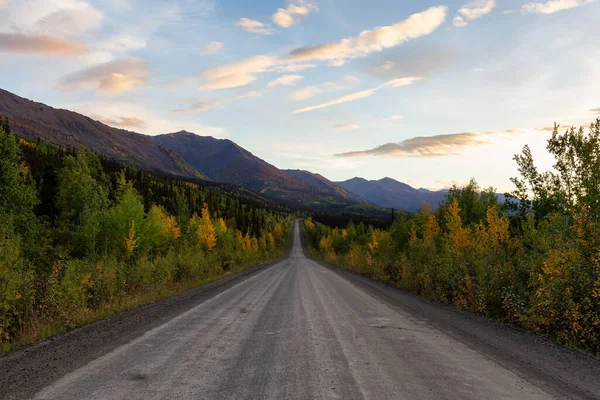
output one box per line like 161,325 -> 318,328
58,58 -> 149,95
0,33 -> 86,55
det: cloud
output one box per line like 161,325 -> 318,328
205,41 -> 224,55
335,128 -> 528,158
0,32 -> 86,55
234,18 -> 276,35
287,6 -> 447,64
288,75 -> 361,101
336,132 -> 490,158
385,115 -> 403,121
363,43 -> 457,80
503,9 -> 514,14
99,35 -> 146,53
92,115 -> 147,130
454,0 -> 496,27
267,74 -> 303,87
453,16 -> 468,27
272,0 -> 318,28
235,90 -> 262,99
0,0 -> 6,7
334,124 -> 360,130
172,101 -> 224,114
293,88 -> 377,114
591,108 -> 600,114
33,6 -> 103,36
272,63 -> 317,73
200,55 -> 279,90
521,0 -> 597,14
292,77 -> 420,113
57,58 -> 149,95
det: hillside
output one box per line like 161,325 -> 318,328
0,89 -> 206,180
152,132 -> 308,194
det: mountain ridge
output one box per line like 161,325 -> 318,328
336,177 -> 449,212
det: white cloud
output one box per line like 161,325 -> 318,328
57,58 -> 149,95
235,90 -> 262,99
99,35 -> 146,53
267,74 -> 303,87
0,32 -> 86,55
454,0 -> 496,27
293,88 -> 377,114
521,0 -> 597,14
453,15 -> 468,27
4,0 -> 104,37
200,55 -> 279,90
503,9 -> 514,14
288,6 -> 447,64
292,77 -> 420,113
234,18 -> 276,35
385,115 -> 403,121
204,41 -> 224,55
334,124 -> 360,130
288,75 -> 361,101
271,63 -> 317,73
272,0 -> 318,28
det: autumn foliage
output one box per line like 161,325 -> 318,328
0,119 -> 292,348
305,119 -> 600,354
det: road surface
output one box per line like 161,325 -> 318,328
2,220 -> 600,399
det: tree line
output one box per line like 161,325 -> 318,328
0,118 -> 293,348
304,119 -> 600,354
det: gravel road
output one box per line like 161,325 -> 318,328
2,220 -> 600,399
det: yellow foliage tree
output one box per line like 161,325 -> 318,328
124,220 -> 138,254
165,215 -> 181,240
197,203 -> 217,250
445,199 -> 471,251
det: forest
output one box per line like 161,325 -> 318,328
0,118 -> 293,349
304,118 -> 600,354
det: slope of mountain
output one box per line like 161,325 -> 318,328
336,177 -> 448,212
0,88 -> 206,180
151,132 -> 308,194
282,169 -> 367,204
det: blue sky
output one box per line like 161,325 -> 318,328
1,0 -> 599,191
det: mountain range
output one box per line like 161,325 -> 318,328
336,177 -> 449,212
0,88 -> 452,214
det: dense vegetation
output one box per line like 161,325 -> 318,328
305,119 -> 600,354
0,118 -> 292,349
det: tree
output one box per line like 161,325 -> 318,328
57,149 -> 109,256
0,119 -> 39,238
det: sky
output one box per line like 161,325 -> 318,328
1,0 -> 599,192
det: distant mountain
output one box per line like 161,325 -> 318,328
336,177 -> 448,212
0,88 -> 206,180
282,169 -> 366,204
